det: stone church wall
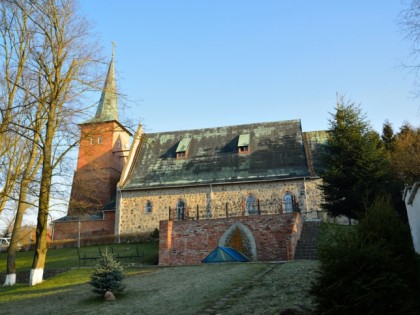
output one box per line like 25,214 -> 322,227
117,178 -> 323,236
159,213 -> 302,265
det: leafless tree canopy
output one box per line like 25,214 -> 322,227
0,0 -> 104,285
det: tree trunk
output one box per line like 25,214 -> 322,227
30,117 -> 54,286
5,138 -> 41,286
30,169 -> 51,286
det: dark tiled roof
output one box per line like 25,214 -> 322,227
53,212 -> 104,222
122,120 -> 327,190
302,131 -> 329,176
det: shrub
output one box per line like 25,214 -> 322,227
150,228 -> 159,240
311,197 -> 420,315
90,248 -> 125,297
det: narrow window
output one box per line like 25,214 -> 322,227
283,193 -> 295,213
246,194 -> 258,215
90,138 -> 94,145
145,201 -> 152,213
176,200 -> 186,220
238,146 -> 249,153
97,136 -> 102,144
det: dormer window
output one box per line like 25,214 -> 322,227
176,138 -> 191,159
238,134 -> 250,154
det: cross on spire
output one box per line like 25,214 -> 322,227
112,41 -> 116,59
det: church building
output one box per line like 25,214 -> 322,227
53,57 -> 328,265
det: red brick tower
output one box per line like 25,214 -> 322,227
67,54 -> 132,217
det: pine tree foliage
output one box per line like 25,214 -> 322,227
311,197 -> 420,315
381,120 -> 395,151
320,98 -> 389,219
90,248 -> 125,296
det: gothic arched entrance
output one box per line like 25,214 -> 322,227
218,222 -> 257,261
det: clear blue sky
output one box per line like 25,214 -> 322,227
79,0 -> 419,134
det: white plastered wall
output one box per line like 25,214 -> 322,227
404,182 -> 420,254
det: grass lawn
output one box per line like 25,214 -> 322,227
0,241 -> 318,314
0,261 -> 318,315
0,241 -> 159,285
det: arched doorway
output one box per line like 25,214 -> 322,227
218,222 -> 257,261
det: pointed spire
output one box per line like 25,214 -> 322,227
93,50 -> 119,122
83,46 -> 119,125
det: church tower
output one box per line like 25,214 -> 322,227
67,54 -> 132,217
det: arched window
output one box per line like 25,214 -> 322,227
246,194 -> 258,215
283,193 -> 295,213
176,200 -> 186,220
145,200 -> 152,213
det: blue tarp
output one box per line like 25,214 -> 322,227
201,246 -> 250,263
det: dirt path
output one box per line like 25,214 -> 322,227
197,261 -> 317,315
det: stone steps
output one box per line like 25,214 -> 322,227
294,221 -> 321,260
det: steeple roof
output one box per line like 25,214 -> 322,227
82,55 -> 119,124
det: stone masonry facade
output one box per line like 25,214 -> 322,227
159,212 -> 303,265
117,178 -> 323,237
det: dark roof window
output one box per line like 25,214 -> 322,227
176,138 -> 191,158
238,134 -> 250,154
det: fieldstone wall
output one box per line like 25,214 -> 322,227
302,179 -> 324,220
117,178 -> 323,236
159,212 -> 302,265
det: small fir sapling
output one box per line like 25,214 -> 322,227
90,248 -> 125,297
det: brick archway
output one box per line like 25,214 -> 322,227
218,221 -> 257,261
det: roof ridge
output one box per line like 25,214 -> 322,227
144,119 -> 303,135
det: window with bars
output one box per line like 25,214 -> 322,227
176,200 -> 186,220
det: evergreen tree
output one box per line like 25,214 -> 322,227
90,248 -> 125,297
320,97 -> 389,219
311,197 -> 420,314
381,120 -> 395,151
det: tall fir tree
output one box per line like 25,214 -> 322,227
320,97 -> 389,220
381,120 -> 395,151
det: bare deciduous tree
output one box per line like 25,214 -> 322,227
0,0 -> 102,286
390,124 -> 420,184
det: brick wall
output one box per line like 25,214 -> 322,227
159,212 -> 302,266
53,211 -> 115,241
